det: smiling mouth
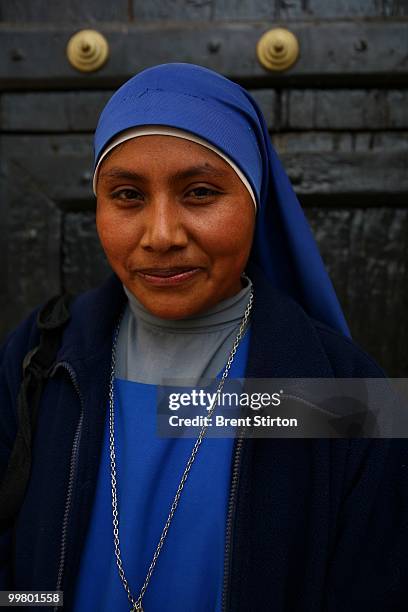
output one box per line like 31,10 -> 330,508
134,267 -> 203,286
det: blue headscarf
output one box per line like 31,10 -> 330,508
94,62 -> 349,336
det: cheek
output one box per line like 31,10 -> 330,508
202,208 -> 254,267
214,210 -> 254,257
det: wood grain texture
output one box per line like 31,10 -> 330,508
0,145 -> 61,340
0,91 -> 112,132
2,88 -> 407,134
131,0 -> 213,20
1,138 -> 407,374
0,21 -> 407,89
383,0 -> 408,16
280,150 -> 408,200
272,132 -> 408,152
0,89 -> 277,132
0,0 -> 407,375
0,0 -> 130,22
63,212 -> 110,294
306,207 -> 408,376
2,135 -> 94,204
215,0 -> 385,19
2,135 -> 407,204
281,90 -> 408,130
277,0 -> 383,19
214,0 -> 277,19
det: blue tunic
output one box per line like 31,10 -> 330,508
73,330 -> 250,612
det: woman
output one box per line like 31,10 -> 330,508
0,63 -> 406,612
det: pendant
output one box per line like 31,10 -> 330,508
130,605 -> 143,612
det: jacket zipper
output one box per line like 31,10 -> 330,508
221,435 -> 245,612
48,361 -> 243,611
50,362 -> 84,612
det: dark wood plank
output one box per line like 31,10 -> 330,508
0,146 -> 61,340
251,89 -> 278,130
216,0 -> 383,19
0,92 -> 112,132
0,136 -> 10,334
215,0 -> 408,19
272,131 -> 408,152
63,212 -> 111,294
4,88 -> 408,135
0,89 -> 276,132
1,138 -> 407,375
2,134 -> 94,204
214,0 -> 278,19
0,0 -> 129,22
306,207 -> 408,376
281,89 -> 408,130
281,150 -> 408,201
0,21 -> 407,89
279,0 -> 407,19
131,0 -> 213,20
383,0 -> 408,16
3,89 -> 407,133
277,0 -> 382,19
273,132 -> 356,152
354,131 -> 408,151
3,135 -> 407,203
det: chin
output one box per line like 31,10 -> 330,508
132,288 -> 215,319
142,299 -> 205,320
122,275 -> 241,320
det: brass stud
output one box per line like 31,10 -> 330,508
66,29 -> 109,73
256,28 -> 300,72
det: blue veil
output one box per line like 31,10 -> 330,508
94,62 -> 349,336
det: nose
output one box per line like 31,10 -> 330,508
139,195 -> 188,253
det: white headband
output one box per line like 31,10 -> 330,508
92,126 -> 257,210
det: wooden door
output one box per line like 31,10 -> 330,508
0,0 -> 407,374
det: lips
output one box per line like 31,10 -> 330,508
137,267 -> 197,277
134,266 -> 203,286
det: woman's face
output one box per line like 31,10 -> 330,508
96,135 -> 256,319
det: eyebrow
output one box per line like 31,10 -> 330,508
99,164 -> 230,183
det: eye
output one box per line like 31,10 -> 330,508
110,188 -> 144,203
185,186 -> 222,200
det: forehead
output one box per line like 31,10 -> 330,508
100,134 -> 234,174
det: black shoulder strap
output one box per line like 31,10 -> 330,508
0,293 -> 72,527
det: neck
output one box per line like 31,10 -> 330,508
123,276 -> 252,333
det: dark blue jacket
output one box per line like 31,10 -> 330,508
1,265 -> 407,611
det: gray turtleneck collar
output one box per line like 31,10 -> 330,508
115,277 -> 252,384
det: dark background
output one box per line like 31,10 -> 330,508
0,1 -> 407,374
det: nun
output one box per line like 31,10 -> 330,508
1,63 -> 407,612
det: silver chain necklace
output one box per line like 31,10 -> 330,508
109,289 -> 254,612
